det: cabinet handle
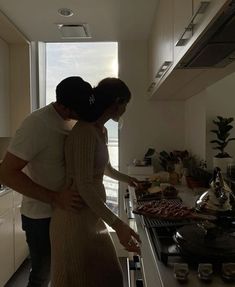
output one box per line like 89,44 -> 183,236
147,81 -> 156,92
175,1 -> 210,46
155,61 -> 172,78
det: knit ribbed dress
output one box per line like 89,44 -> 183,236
50,122 -> 124,287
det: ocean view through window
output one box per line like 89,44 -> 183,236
45,42 -> 119,214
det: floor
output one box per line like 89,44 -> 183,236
5,257 -> 129,287
5,259 -> 30,287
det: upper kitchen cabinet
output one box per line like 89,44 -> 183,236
0,10 -> 31,136
0,38 -> 10,137
148,0 -> 173,95
173,0 -> 193,63
10,43 -> 31,135
148,0 -> 231,100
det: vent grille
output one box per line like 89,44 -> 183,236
57,24 -> 91,39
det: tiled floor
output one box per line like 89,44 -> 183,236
5,257 -> 129,287
5,259 -> 30,287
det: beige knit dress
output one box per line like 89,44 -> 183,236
50,122 -> 124,287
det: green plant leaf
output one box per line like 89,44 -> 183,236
210,116 -> 235,157
210,140 -> 223,145
227,137 -> 235,142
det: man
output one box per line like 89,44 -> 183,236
0,76 -> 93,287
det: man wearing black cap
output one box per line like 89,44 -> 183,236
0,76 -> 93,287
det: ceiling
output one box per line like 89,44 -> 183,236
0,0 -> 158,42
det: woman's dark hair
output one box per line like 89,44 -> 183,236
90,77 -> 131,121
56,76 -> 131,122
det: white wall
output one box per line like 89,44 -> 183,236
185,90 -> 206,160
117,40 -> 185,222
184,71 -> 235,170
118,40 -> 185,173
206,72 -> 235,169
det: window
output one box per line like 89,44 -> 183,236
45,42 -> 119,214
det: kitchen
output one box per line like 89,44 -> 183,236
0,0 -> 235,286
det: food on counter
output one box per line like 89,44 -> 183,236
136,180 -> 178,200
148,186 -> 162,194
162,185 -> 179,198
135,180 -> 152,191
133,199 -> 193,219
148,171 -> 169,183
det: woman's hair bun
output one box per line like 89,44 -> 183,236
90,77 -> 131,121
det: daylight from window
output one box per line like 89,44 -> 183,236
46,42 -> 119,214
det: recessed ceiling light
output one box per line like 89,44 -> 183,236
58,8 -> 74,17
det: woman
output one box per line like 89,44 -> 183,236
50,78 -> 141,287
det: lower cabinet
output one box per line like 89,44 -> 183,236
0,209 -> 14,286
0,190 -> 29,285
14,202 -> 29,270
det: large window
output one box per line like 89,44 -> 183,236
45,42 -> 119,214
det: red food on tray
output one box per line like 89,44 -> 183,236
133,199 -> 193,220
133,199 -> 217,221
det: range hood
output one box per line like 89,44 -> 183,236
178,0 -> 235,68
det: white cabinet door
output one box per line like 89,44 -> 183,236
0,209 -> 14,286
148,0 -> 173,94
157,0 -> 174,74
13,191 -> 28,270
0,38 -> 10,136
193,0 -> 203,14
173,0 -> 193,63
14,203 -> 29,270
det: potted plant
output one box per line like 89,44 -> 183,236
210,116 -> 235,173
182,154 -> 211,189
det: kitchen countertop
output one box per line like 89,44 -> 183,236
0,186 -> 11,197
128,186 -> 235,287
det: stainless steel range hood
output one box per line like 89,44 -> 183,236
178,0 -> 235,69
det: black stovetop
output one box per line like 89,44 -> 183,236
143,215 -> 235,265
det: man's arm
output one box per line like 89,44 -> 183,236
0,152 -> 81,210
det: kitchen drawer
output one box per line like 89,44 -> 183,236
0,189 -> 13,215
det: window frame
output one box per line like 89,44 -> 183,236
31,41 -> 126,220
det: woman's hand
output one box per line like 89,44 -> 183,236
113,220 -> 141,254
128,177 -> 142,189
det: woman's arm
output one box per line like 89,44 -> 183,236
104,161 -> 139,187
